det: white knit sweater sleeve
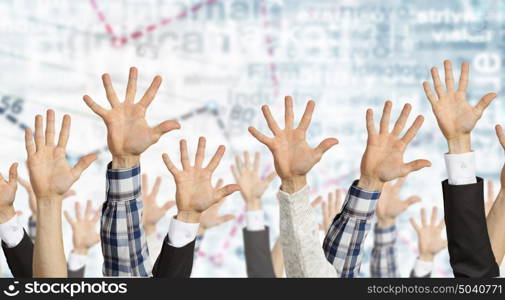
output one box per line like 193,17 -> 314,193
277,186 -> 337,277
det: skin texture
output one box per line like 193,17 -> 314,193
0,163 -> 19,224
248,96 -> 338,194
83,67 -> 180,169
162,137 -> 239,223
17,176 -> 75,222
358,101 -> 431,191
141,174 -> 175,236
423,60 -> 496,154
231,151 -> 276,211
64,200 -> 100,255
26,110 -> 96,278
485,180 -> 495,217
198,179 -> 236,235
375,177 -> 421,228
410,207 -> 447,262
486,125 -> 505,264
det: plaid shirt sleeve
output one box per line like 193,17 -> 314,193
101,163 -> 152,277
322,180 -> 381,277
28,216 -> 37,242
370,224 -> 398,277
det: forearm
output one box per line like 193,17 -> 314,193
271,238 -> 284,278
33,200 -> 67,278
487,188 -> 505,264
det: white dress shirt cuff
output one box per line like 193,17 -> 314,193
444,152 -> 477,185
0,215 -> 24,248
68,252 -> 87,271
245,210 -> 265,231
414,258 -> 433,277
167,217 -> 199,248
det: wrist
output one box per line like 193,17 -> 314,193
144,224 -> 156,236
447,134 -> 471,154
357,175 -> 384,191
0,206 -> 16,224
245,198 -> 262,211
112,155 -> 140,169
176,210 -> 201,223
197,225 -> 205,235
376,217 -> 395,228
418,253 -> 434,262
280,176 -> 307,194
72,247 -> 89,256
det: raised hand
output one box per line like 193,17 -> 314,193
376,177 -> 421,227
141,174 -> 175,235
495,125 -> 505,188
64,200 -> 100,255
26,110 -> 96,278
485,180 -> 496,217
318,189 -> 343,232
423,60 -> 497,153
199,179 -> 236,234
409,207 -> 447,262
359,101 -> 431,190
18,177 -> 75,222
25,110 -> 96,202
231,151 -> 276,210
162,137 -> 239,223
248,96 -> 338,193
83,67 -> 180,168
0,163 -> 18,223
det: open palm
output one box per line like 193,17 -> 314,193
25,110 -> 96,200
249,96 -> 338,187
410,207 -> 447,259
360,101 -> 431,186
83,67 -> 180,165
162,137 -> 239,222
423,60 -> 496,141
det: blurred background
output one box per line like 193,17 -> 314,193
0,0 -> 502,277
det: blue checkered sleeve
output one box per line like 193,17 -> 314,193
101,163 -> 152,277
370,224 -> 398,277
322,180 -> 381,277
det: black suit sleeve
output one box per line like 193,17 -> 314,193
2,230 -> 33,278
442,177 -> 500,277
243,227 -> 276,278
151,234 -> 195,278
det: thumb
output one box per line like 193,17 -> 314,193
314,138 -> 339,158
215,184 -> 240,200
263,171 -> 277,185
403,159 -> 431,175
162,200 -> 176,211
474,92 -> 497,115
71,154 -> 97,179
404,195 -> 421,206
218,214 -> 235,224
152,120 -> 180,139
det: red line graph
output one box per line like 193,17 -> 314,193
259,0 -> 280,97
89,0 -> 219,47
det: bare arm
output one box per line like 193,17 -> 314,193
487,125 -> 505,265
